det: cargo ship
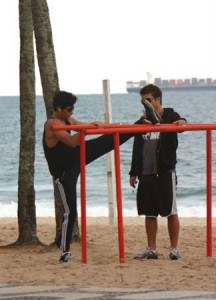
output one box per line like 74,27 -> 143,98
126,77 -> 216,93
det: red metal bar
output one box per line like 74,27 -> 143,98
53,123 -> 216,133
80,130 -> 87,263
206,130 -> 212,257
53,123 -> 136,131
114,133 -> 125,263
86,124 -> 216,134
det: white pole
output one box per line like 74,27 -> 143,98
102,79 -> 116,225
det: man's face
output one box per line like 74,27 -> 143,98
141,93 -> 160,110
59,105 -> 74,118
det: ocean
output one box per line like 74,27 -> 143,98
0,90 -> 216,218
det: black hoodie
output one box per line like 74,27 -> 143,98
129,108 -> 186,177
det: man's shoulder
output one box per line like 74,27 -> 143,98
163,108 -> 187,126
44,118 -> 62,133
163,107 -> 174,114
46,117 -> 63,126
163,108 -> 178,121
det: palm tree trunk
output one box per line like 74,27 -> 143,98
31,0 -> 80,243
17,0 -> 39,244
31,0 -> 59,118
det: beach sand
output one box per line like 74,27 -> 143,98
0,217 -> 215,291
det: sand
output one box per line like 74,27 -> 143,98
0,216 -> 215,291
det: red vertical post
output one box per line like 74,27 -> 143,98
206,130 -> 212,257
114,133 -> 125,263
80,130 -> 87,263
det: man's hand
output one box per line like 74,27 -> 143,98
129,176 -> 137,188
173,119 -> 187,133
91,121 -> 104,128
173,119 -> 187,126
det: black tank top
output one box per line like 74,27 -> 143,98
43,118 -> 75,179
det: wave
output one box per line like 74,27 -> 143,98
0,201 -> 215,218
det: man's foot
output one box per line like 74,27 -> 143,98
134,247 -> 158,260
141,99 -> 162,124
58,252 -> 72,263
169,248 -> 181,260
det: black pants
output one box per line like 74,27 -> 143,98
55,132 -> 133,252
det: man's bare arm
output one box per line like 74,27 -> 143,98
45,118 -> 80,148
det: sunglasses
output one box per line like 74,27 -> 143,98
63,106 -> 74,112
144,97 -> 155,103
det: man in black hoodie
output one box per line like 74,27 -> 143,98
129,84 -> 187,260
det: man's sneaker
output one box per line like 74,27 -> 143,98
58,252 -> 72,263
137,116 -> 153,124
141,99 -> 162,124
169,248 -> 181,260
134,247 -> 158,260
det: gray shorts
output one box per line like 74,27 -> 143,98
136,171 -> 178,217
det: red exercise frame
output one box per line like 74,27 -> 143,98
53,123 -> 216,263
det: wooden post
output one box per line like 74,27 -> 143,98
102,79 -> 116,225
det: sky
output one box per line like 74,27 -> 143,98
1,0 -> 216,95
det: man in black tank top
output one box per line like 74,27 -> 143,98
43,91 -> 141,263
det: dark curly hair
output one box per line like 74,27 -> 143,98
53,91 -> 77,111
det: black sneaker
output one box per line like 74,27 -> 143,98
141,99 -> 162,124
135,116 -> 153,124
58,252 -> 72,263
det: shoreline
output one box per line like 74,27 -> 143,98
1,216 -> 216,245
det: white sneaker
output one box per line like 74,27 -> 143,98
134,247 -> 158,259
169,248 -> 181,260
58,252 -> 72,263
